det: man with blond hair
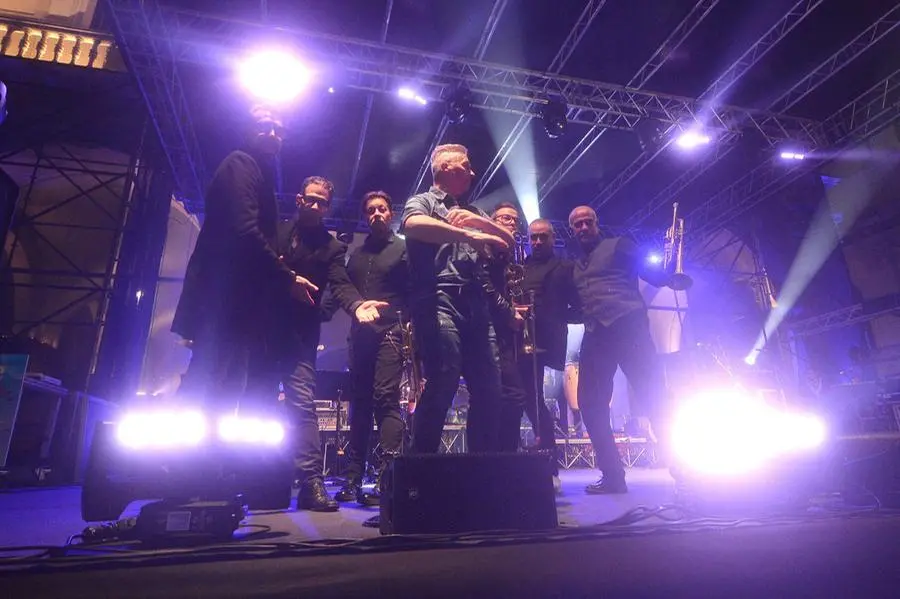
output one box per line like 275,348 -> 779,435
400,144 -> 513,453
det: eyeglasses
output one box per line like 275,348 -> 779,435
530,232 -> 551,242
495,214 -> 519,224
300,195 -> 331,208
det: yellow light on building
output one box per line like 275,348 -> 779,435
0,19 -> 117,70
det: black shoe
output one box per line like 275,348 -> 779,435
297,478 -> 339,512
358,468 -> 384,507
335,479 -> 361,503
585,477 -> 628,495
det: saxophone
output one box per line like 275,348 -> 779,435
505,238 -> 536,356
398,311 -> 422,414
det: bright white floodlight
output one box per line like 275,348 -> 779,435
238,50 -> 311,103
780,151 -> 805,161
675,131 -> 711,150
398,87 -> 428,105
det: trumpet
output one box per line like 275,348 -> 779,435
505,238 -> 536,355
663,202 -> 693,291
398,312 -> 422,413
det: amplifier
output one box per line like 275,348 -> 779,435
380,452 -> 558,535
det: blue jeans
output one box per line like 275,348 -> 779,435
279,339 -> 324,482
410,288 -> 502,453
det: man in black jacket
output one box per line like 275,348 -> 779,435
275,176 -> 387,511
173,106 -> 316,411
335,191 -> 408,506
491,208 -> 577,491
568,205 -> 669,495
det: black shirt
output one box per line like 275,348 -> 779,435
345,232 -> 408,331
523,254 -> 579,371
275,221 -> 362,345
572,236 -> 647,328
400,186 -> 491,299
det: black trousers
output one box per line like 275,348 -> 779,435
410,289 -> 501,454
345,324 -> 405,482
578,310 -> 665,481
497,332 -> 559,474
179,323 -> 279,414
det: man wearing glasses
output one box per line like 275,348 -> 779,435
491,210 -> 577,492
275,177 -> 388,511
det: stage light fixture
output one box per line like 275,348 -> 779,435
670,388 -> 827,477
398,87 -> 428,105
540,98 -> 568,139
238,49 -> 311,103
780,151 -> 805,161
446,88 -> 472,124
647,252 -> 662,265
217,415 -> 285,446
675,130 -> 711,149
116,409 -> 208,450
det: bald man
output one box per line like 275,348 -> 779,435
568,205 -> 669,494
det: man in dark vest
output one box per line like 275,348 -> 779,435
568,205 -> 669,494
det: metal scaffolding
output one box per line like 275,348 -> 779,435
624,4 -> 900,227
588,0 -> 826,213
688,68 -> 900,238
409,0 -> 509,198
466,0 -> 608,203
789,294 -> 900,338
538,0 -> 723,204
105,0 -> 207,212
0,140 -> 147,392
105,4 -> 824,218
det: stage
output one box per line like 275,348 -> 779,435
0,468 -> 673,548
3,466 -> 900,598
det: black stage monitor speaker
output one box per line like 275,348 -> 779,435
380,451 -> 558,535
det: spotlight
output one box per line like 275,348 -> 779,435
398,87 -> 428,105
218,415 -> 285,446
238,49 -> 311,103
647,252 -> 663,265
540,98 -> 568,139
675,130 -> 711,149
446,88 -> 472,124
671,388 -> 827,477
116,410 -> 208,450
780,151 -> 805,161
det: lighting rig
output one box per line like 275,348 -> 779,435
81,405 -> 293,534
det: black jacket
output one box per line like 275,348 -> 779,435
483,253 -> 578,371
172,150 -> 294,342
272,220 -> 363,351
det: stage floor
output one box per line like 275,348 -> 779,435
0,468 -> 674,548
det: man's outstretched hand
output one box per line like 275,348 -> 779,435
355,300 -> 390,323
291,275 -> 319,305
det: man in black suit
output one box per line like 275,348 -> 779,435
568,205 -> 669,495
335,191 -> 408,506
173,106 -> 317,411
275,177 -> 388,511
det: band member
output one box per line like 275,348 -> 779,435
335,191 -> 408,506
492,209 -> 577,491
275,177 -> 388,511
568,205 -> 669,494
400,144 -> 513,453
173,106 -> 310,410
